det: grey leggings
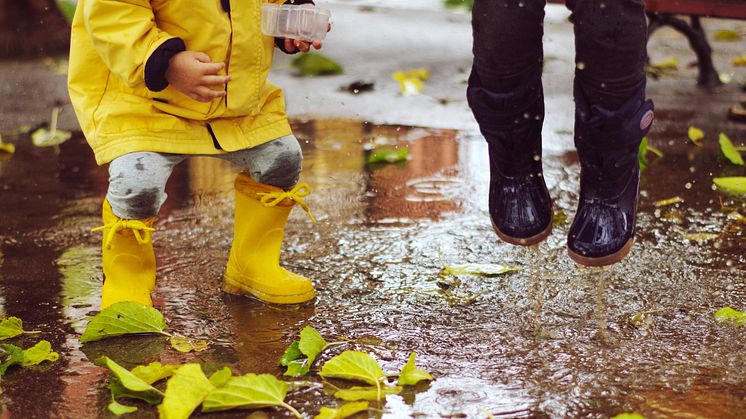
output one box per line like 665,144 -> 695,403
107,135 -> 303,219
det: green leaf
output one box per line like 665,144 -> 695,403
0,344 -> 24,376
208,367 -> 233,388
366,148 -> 408,164
441,263 -> 520,276
292,53 -> 344,76
108,399 -> 138,416
97,356 -> 163,404
638,137 -> 663,171
202,373 -> 301,418
688,126 -> 704,146
315,401 -> 370,419
80,302 -> 168,343
714,307 -> 746,326
20,340 -> 59,366
714,29 -> 742,42
320,351 -> 384,400
397,352 -> 433,386
718,133 -> 744,165
279,341 -> 303,367
0,317 -> 25,340
333,385 -> 402,401
299,326 -> 327,366
611,414 -> 646,419
443,0 -> 473,10
169,335 -> 208,353
713,177 -> 746,195
158,364 -> 215,419
284,359 -> 311,377
130,362 -> 178,385
55,0 -> 76,21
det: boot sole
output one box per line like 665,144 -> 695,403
491,218 -> 552,246
223,275 -> 316,305
567,238 -> 634,267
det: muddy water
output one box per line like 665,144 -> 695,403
0,110 -> 744,418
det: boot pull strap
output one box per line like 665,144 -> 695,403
257,182 -> 318,224
92,220 -> 155,249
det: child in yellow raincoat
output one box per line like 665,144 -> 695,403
68,0 -> 325,308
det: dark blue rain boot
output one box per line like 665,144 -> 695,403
467,70 -> 552,246
568,82 -> 654,266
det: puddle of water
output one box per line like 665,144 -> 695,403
0,109 -> 744,417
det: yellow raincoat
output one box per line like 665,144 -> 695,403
68,0 -> 292,165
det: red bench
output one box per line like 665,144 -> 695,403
548,0 -> 746,87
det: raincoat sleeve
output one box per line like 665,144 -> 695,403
83,0 -> 183,89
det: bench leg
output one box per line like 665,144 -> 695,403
647,13 -> 722,87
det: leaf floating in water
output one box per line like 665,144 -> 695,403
392,68 -> 430,96
169,335 -> 208,353
718,133 -> 744,165
653,196 -> 683,207
80,301 -> 168,343
20,340 -> 59,366
202,373 -> 301,418
687,126 -> 704,146
97,356 -> 164,404
714,307 -> 746,326
291,53 -> 344,76
299,326 -> 328,367
108,399 -> 138,416
320,351 -> 385,400
611,414 -> 646,419
397,352 -> 433,386
714,29 -> 742,42
441,263 -> 521,276
683,233 -> 720,242
333,385 -> 401,401
366,148 -> 409,164
280,326 -> 331,377
158,364 -> 215,419
32,107 -> 72,147
315,401 -> 369,419
713,177 -> 746,195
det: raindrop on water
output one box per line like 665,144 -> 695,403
684,182 -> 692,190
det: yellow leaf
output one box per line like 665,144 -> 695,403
650,56 -> 679,70
733,55 -> 746,66
683,233 -> 719,242
714,29 -> 742,42
687,126 -> 704,146
654,196 -> 683,207
392,68 -> 430,96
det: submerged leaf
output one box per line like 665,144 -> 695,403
209,367 -> 233,388
714,307 -> 746,326
333,385 -> 401,401
719,133 -> 744,165
653,197 -> 683,207
441,263 -> 520,276
97,356 -> 163,404
20,340 -> 59,366
292,53 -> 344,76
0,317 -> 25,340
714,29 -> 742,42
169,335 -> 208,353
713,177 -> 746,195
108,399 -> 138,416
366,148 -> 409,164
687,126 -> 704,146
130,361 -> 177,384
315,401 -> 369,419
158,364 -> 214,419
397,352 -> 433,386
80,302 -> 168,343
202,373 -> 300,418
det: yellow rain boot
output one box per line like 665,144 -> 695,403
94,200 -> 156,309
223,173 -> 316,304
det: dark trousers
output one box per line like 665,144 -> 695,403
471,0 -> 648,109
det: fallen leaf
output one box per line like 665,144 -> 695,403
441,263 -> 521,276
611,414 -> 646,419
320,351 -> 384,400
0,344 -> 24,377
713,177 -> 746,195
333,385 -> 402,401
97,356 -> 164,404
733,55 -> 746,66
209,367 -> 233,388
638,137 -> 663,171
366,148 -> 409,164
292,53 -> 344,76
315,401 -> 369,419
714,307 -> 746,326
20,340 -> 59,366
687,126 -> 704,146
0,134 -> 14,154
683,233 -> 720,242
299,326 -> 328,367
130,362 -> 177,384
0,317 -> 26,340
718,133 -> 744,165
650,56 -> 679,70
169,335 -> 208,353
202,373 -> 301,418
714,29 -> 742,42
279,341 -> 310,377
653,197 -> 683,207
80,301 -> 168,343
392,68 -> 430,95
108,399 -> 138,416
158,364 -> 214,419
397,352 -> 433,386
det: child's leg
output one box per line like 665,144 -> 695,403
566,0 -> 654,266
468,0 -> 553,246
99,152 -> 186,308
217,135 -> 315,304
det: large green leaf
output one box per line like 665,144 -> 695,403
441,263 -> 520,276
292,53 -> 344,76
130,362 -> 177,385
315,401 -> 369,419
397,352 -> 433,386
80,302 -> 168,342
333,385 -> 402,401
158,364 -> 214,419
202,373 -> 300,418
719,133 -> 744,165
0,317 -> 26,340
320,351 -> 384,400
713,177 -> 746,195
97,356 -> 163,404
0,344 -> 24,376
108,399 -> 137,416
714,307 -> 746,326
20,340 -> 59,366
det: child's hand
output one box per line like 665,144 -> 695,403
165,51 -> 230,102
281,23 -> 331,53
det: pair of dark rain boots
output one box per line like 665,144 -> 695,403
467,71 -> 654,266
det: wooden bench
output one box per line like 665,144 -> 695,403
547,0 -> 746,87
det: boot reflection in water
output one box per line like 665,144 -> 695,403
468,0 -> 651,265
